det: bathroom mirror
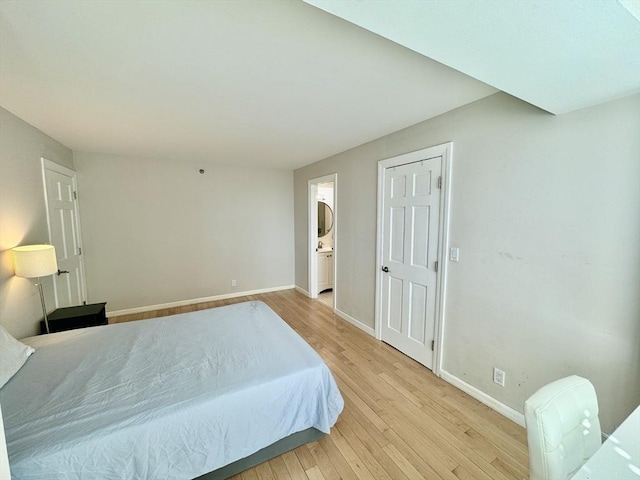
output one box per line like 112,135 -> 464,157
317,201 -> 334,237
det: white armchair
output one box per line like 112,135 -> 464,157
524,375 -> 601,480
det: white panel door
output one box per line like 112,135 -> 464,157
380,157 -> 441,368
42,159 -> 87,307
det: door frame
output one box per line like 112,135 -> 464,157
41,157 -> 88,307
308,173 -> 337,305
374,143 -> 453,375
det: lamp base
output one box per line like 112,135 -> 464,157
35,281 -> 50,334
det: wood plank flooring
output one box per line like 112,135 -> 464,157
110,289 -> 529,480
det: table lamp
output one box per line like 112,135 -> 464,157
12,244 -> 58,334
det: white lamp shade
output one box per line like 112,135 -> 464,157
12,245 -> 58,278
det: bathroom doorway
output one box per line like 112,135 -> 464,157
308,174 -> 337,310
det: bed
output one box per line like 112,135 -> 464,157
0,301 -> 344,479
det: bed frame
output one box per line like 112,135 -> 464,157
196,428 -> 324,479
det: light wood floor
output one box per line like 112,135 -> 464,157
111,289 -> 529,480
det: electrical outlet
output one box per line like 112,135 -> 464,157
231,279 -> 237,287
493,368 -> 505,387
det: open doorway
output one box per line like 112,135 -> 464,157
308,174 -> 337,310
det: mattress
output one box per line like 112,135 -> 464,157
0,301 -> 344,479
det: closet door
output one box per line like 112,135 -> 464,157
380,156 -> 441,369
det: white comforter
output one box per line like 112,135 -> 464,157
1,301 -> 344,479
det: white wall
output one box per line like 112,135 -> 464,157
293,92 -> 640,433
0,108 -> 75,338
73,153 -> 294,312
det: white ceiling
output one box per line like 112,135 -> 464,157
305,0 -> 640,115
0,0 -> 495,169
0,1 -> 637,170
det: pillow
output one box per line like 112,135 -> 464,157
0,325 -> 35,388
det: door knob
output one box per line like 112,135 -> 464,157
57,269 -> 69,275
381,266 -> 389,273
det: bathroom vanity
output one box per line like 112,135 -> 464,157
317,249 -> 334,293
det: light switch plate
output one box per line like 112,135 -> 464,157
450,247 -> 460,262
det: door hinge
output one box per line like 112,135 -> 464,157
437,176 -> 442,189
431,340 -> 435,351
78,247 -> 82,255
73,191 -> 78,200
434,260 -> 438,272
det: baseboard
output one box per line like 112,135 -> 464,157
439,369 -> 526,428
293,285 -> 374,337
294,285 -> 310,297
107,285 -> 295,318
334,308 -> 376,337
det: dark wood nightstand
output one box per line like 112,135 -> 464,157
40,302 -> 108,334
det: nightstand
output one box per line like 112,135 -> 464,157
41,302 -> 108,334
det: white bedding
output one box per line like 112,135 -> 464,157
0,301 -> 344,479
